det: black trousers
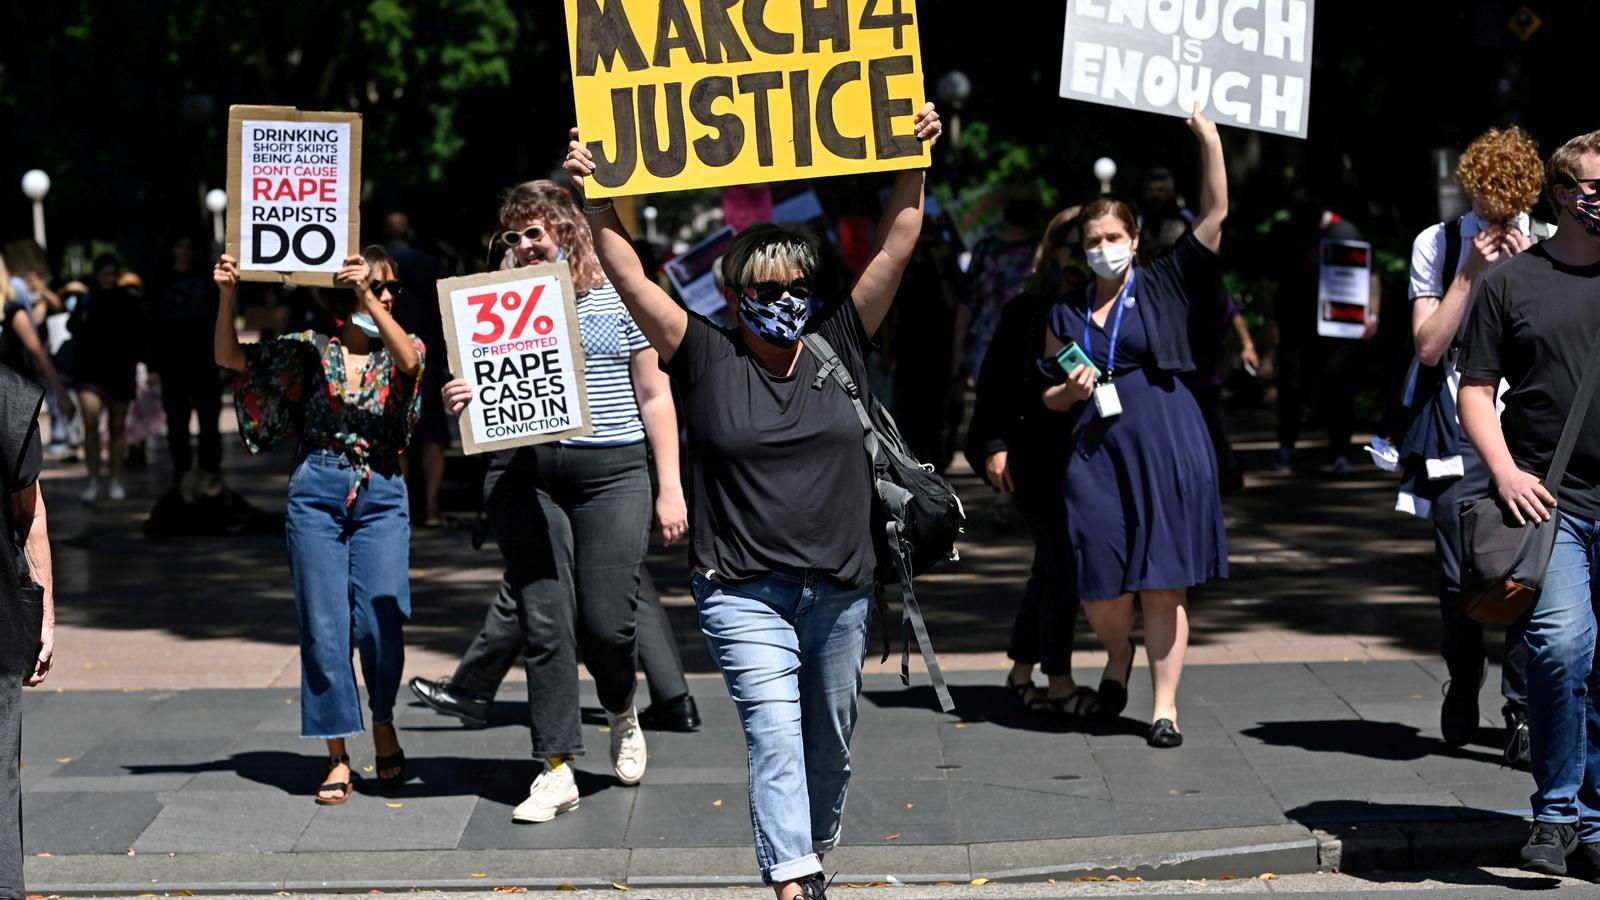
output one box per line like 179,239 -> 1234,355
1432,445 -> 1529,713
159,361 -> 223,478
1006,478 -> 1079,676
452,442 -> 678,757
1277,338 -> 1358,460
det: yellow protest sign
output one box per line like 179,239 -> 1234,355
564,0 -> 928,198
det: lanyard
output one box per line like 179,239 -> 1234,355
1083,270 -> 1137,380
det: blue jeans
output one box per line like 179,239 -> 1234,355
286,449 -> 411,739
1523,512 -> 1600,841
692,570 -> 873,884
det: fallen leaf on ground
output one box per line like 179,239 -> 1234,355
171,891 -> 194,897
363,766 -> 376,773
34,853 -> 50,858
970,878 -> 989,885
712,799 -> 723,807
1073,877 -> 1102,883
1257,874 -> 1278,881
598,727 -> 611,733
368,890 -> 383,895
884,834 -> 900,841
953,723 -> 967,729
935,883 -> 954,888
386,803 -> 405,809
494,888 -> 528,894
469,874 -> 488,879
125,848 -> 136,856
53,758 -> 70,764
1045,880 -> 1056,885
904,803 -> 914,809
610,884 -> 628,892
557,884 -> 579,891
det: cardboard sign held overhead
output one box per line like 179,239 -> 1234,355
564,0 -> 929,198
1059,0 -> 1315,138
437,263 -> 594,455
226,105 -> 363,287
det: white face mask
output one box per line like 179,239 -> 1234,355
1086,244 -> 1134,279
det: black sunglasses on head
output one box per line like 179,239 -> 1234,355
501,224 -> 548,247
745,279 -> 811,304
369,280 -> 404,298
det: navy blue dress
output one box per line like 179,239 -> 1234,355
1049,251 -> 1228,601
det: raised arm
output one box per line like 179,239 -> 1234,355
212,255 -> 247,373
565,129 -> 688,362
337,256 -> 421,378
852,103 -> 942,338
1186,106 -> 1228,253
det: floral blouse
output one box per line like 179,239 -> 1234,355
233,330 -> 425,505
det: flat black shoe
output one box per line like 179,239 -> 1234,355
639,694 -> 701,732
1505,707 -> 1531,769
1096,640 -> 1136,721
1147,718 -> 1184,748
409,677 -> 489,728
1440,663 -> 1484,748
376,749 -> 409,784
1522,821 -> 1578,876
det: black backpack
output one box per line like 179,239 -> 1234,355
805,333 -> 965,712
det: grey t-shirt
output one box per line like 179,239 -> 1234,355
666,300 -> 877,589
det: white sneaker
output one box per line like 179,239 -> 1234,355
511,761 -> 580,823
80,478 -> 101,503
107,480 -> 127,501
609,706 -> 647,785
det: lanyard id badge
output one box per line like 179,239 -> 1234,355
1083,271 -> 1136,418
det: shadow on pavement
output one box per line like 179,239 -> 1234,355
1242,719 -> 1506,767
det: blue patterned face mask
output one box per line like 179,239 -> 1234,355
738,292 -> 812,347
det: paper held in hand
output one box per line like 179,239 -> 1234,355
225,105 -> 362,287
1317,239 -> 1373,340
437,263 -> 594,455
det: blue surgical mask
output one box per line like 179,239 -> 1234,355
351,312 -> 382,339
738,292 -> 812,348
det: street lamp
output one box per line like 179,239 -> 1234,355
936,70 -> 973,150
1093,157 -> 1118,195
21,170 -> 50,250
642,205 -> 659,244
205,189 -> 229,248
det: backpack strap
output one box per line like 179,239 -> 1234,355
1441,218 -> 1463,288
804,334 -> 954,713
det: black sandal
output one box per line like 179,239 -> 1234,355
376,748 -> 408,784
1096,640 -> 1137,721
316,754 -> 355,805
1040,685 -> 1100,718
1005,675 -> 1042,709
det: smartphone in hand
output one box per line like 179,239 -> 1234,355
1056,340 -> 1102,381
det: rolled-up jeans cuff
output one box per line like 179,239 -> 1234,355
766,853 -> 822,885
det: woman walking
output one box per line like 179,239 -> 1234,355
1040,108 -> 1229,748
72,255 -> 145,502
431,180 -> 688,823
214,247 -> 422,803
566,105 -> 940,899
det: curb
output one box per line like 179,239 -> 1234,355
1314,816 -> 1530,872
26,825 -> 1319,894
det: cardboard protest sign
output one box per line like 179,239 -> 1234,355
666,225 -> 736,319
564,0 -> 929,198
226,106 -> 362,286
437,263 -> 593,454
1317,239 -> 1372,339
1059,0 -> 1315,138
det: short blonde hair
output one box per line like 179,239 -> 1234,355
1548,129 -> 1600,209
719,224 -> 819,294
1456,127 -> 1543,221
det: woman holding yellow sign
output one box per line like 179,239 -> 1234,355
566,102 -> 940,899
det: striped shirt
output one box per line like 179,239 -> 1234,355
565,279 -> 650,446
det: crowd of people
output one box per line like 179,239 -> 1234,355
10,101 -> 1600,892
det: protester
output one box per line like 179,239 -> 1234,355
384,212 -> 454,527
567,103 -> 940,898
1271,199 -> 1381,474
1458,128 -> 1600,877
1040,108 -> 1228,749
214,247 -> 421,804
0,258 -> 76,438
420,180 -> 686,824
71,255 -> 146,502
1403,127 -> 1544,766
0,362 -> 56,898
148,235 -> 223,497
954,185 -> 1044,381
965,206 -> 1091,715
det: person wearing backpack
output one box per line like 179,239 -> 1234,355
1040,107 -> 1229,750
565,105 -> 941,900
214,247 -> 422,804
1401,127 -> 1546,767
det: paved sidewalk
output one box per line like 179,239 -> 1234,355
22,660 -> 1534,892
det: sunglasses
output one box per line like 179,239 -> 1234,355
501,224 -> 548,247
745,279 -> 811,304
369,280 -> 404,298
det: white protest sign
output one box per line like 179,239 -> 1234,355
1317,239 -> 1372,339
437,263 -> 593,454
226,106 -> 362,286
666,226 -> 736,319
1059,0 -> 1315,138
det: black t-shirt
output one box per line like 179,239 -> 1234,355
1459,244 -> 1600,520
666,300 -> 876,589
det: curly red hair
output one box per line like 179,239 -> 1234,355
1457,127 -> 1543,221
